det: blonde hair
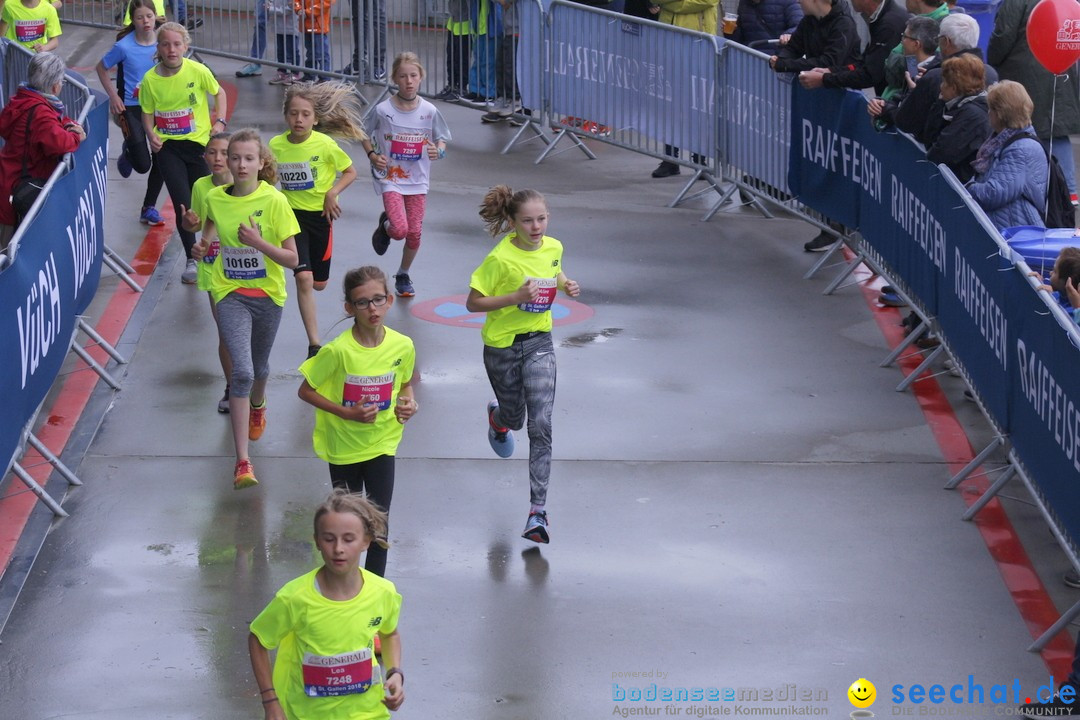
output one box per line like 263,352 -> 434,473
392,51 -> 425,80
156,21 -> 190,48
987,80 -> 1034,129
283,81 -> 368,142
313,489 -> 390,547
228,128 -> 277,185
479,185 -> 547,237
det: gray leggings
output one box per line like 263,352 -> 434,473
216,293 -> 283,398
483,331 -> 557,506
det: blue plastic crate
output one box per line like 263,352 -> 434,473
1002,225 -> 1080,270
955,0 -> 1003,54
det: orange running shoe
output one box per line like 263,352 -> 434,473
249,401 -> 267,441
234,459 -> 258,489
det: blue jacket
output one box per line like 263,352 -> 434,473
967,127 -> 1048,231
731,0 -> 803,46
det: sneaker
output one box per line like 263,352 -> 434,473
803,232 -> 837,252
181,258 -> 198,284
372,211 -> 390,255
878,291 -> 907,307
459,92 -> 488,109
117,152 -> 133,178
651,160 -> 681,178
338,62 -> 357,76
434,86 -> 460,102
522,511 -> 550,544
481,110 -> 506,124
234,459 -> 258,490
1065,569 -> 1080,588
487,400 -> 515,458
185,17 -> 204,30
249,401 -> 267,441
394,272 -> 415,298
268,69 -> 294,85
307,344 -> 321,359
373,68 -> 386,81
496,98 -> 514,117
508,114 -> 527,127
1072,192 -> 1079,208
236,62 -> 262,78
140,205 -> 165,226
582,120 -> 611,136
217,385 -> 230,414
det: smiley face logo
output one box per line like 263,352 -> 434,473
848,678 -> 876,708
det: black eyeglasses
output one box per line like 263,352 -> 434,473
350,295 -> 388,309
902,34 -> 916,41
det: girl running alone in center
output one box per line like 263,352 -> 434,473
468,185 -> 580,544
269,81 -> 363,361
297,265 -> 417,577
193,129 -> 299,489
362,51 -> 451,298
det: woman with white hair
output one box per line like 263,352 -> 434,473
0,51 -> 85,246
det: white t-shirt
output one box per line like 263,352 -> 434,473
368,96 -> 451,196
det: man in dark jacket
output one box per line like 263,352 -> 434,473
798,0 -> 909,96
769,0 -> 859,74
895,13 -> 997,143
731,0 -> 803,46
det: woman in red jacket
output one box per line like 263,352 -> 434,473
0,51 -> 84,248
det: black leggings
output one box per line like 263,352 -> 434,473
153,139 -> 208,258
329,454 -> 395,577
121,106 -> 164,208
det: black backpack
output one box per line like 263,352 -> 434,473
1002,132 -> 1076,229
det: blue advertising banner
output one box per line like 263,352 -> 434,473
1006,269 -> 1080,549
931,174 -> 1012,424
0,100 -> 108,472
546,0 -> 719,157
722,44 -> 791,194
790,85 -> 948,309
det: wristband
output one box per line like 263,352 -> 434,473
437,146 -> 445,159
367,149 -> 377,158
385,667 -> 404,686
261,697 -> 279,705
214,118 -> 227,127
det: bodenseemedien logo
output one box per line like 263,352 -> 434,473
848,677 -> 876,718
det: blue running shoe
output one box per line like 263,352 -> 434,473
394,272 -> 415,297
140,205 -> 165,226
487,400 -> 514,458
522,511 -> 549,544
117,151 -> 133,178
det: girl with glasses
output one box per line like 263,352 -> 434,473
297,266 -> 418,577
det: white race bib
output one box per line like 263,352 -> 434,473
220,245 -> 266,280
278,161 -> 315,191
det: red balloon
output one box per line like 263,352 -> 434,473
1027,0 -> 1080,75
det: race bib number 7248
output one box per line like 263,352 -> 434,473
301,649 -> 374,697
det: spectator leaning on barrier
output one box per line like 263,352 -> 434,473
798,0 -> 907,95
768,0 -> 858,75
988,0 -> 1080,205
623,0 -> 661,19
874,0 -> 948,106
0,52 -> 85,247
921,53 -> 990,183
966,80 -> 1048,231
867,15 -> 938,127
730,0 -> 803,46
650,0 -> 719,178
893,13 -> 996,143
0,0 -> 62,53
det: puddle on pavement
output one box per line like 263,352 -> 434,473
560,327 -> 623,348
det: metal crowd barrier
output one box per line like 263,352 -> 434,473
1,40 -> 125,519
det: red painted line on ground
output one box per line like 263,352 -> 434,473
849,254 -> 1074,678
0,91 -> 234,579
